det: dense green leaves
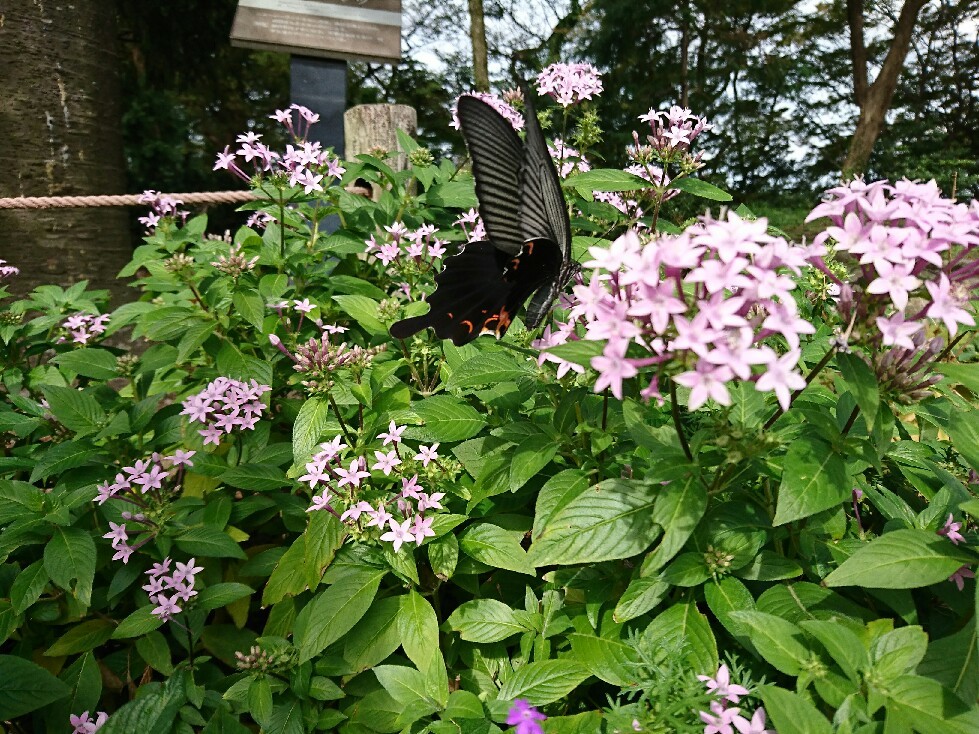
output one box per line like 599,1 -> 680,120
0,655 -> 70,719
825,530 -> 973,589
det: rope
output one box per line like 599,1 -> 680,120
0,190 -> 258,210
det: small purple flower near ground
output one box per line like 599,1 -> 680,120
507,699 -> 546,734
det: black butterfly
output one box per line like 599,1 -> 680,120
389,86 -> 578,346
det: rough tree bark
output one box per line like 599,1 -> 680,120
842,0 -> 929,175
0,1 -> 132,304
468,0 -> 490,92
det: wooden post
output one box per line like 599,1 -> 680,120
344,104 -> 417,168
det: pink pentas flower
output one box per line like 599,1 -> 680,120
700,700 -> 741,734
698,664 -> 751,703
70,711 -> 108,734
939,514 -> 965,545
733,707 -> 776,734
451,93 -> 524,131
371,449 -> 402,476
506,699 -> 546,734
380,517 -> 414,552
378,420 -> 407,446
414,444 -> 439,467
307,488 -> 333,513
536,62 -> 603,107
336,459 -> 371,488
950,565 -> 974,591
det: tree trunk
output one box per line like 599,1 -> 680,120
0,1 -> 132,305
842,0 -> 929,175
468,0 -> 490,92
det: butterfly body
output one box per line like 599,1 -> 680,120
390,88 -> 575,346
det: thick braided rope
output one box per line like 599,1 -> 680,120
0,190 -> 258,209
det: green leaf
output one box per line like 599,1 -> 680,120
459,523 -> 535,576
30,440 -> 103,482
232,289 -> 266,330
613,576 -> 669,623
294,568 -> 386,662
669,177 -> 733,201
496,660 -> 590,706
98,674 -> 186,734
292,397 -> 333,463
135,631 -> 173,675
413,395 -> 487,442
112,606 -> 164,638
195,583 -> 254,613
918,623 -> 979,704
44,619 -> 115,656
730,611 -> 810,675
934,363 -> 979,395
824,529 -> 972,589
10,559 -> 49,614
262,535 -> 306,605
446,352 -> 532,389
757,685 -> 833,734
735,550 -> 804,581
566,168 -> 650,199
947,409 -> 979,473
40,385 -> 106,436
544,339 -> 603,367
774,435 -> 849,525
704,577 -> 756,642
799,620 -> 868,681
568,633 -> 640,687
884,675 -> 975,734
374,665 -> 439,723
44,526 -> 96,605
51,347 -> 119,379
426,180 -> 478,209
304,510 -> 346,591
447,599 -> 530,643
641,602 -> 717,673
836,352 -> 879,429
248,677 -> 273,727
175,526 -> 246,559
51,652 -> 102,726
222,463 -> 290,491
344,595 -> 402,673
643,474 -> 706,572
333,294 -> 388,335
509,435 -> 559,492
398,590 -> 439,672
0,655 -> 71,719
529,478 -> 659,566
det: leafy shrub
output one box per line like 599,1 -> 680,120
0,73 -> 977,734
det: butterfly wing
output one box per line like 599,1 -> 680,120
456,95 -> 525,256
389,241 -> 540,346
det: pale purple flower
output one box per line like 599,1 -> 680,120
151,594 -> 182,621
380,517 -> 414,552
536,62 -> 604,107
378,420 -> 406,446
506,699 -> 547,734
410,515 -> 435,545
336,459 -> 371,488
102,522 -> 128,548
700,701 -> 741,734
938,514 -> 965,545
414,444 -> 440,467
307,488 -> 334,513
451,94 -> 524,131
371,449 -> 402,476
416,492 -> 444,512
698,664 -> 751,703
733,708 -> 776,734
69,711 -> 108,734
950,565 -> 974,591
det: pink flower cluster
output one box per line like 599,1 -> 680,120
180,377 -> 271,446
548,139 -> 590,178
299,425 -> 445,552
95,450 -> 196,562
214,104 -> 345,196
59,312 -> 111,345
549,215 -> 816,409
365,222 -> 448,267
137,190 -> 189,232
697,665 -> 774,734
144,557 -> 203,621
450,92 -> 524,131
0,259 -> 19,279
536,62 -> 604,107
454,209 -> 486,243
807,178 -> 978,348
937,513 -> 974,591
638,105 -> 713,156
70,711 -> 108,734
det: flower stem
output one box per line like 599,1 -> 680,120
669,379 -> 693,462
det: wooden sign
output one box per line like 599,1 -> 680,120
230,0 -> 402,64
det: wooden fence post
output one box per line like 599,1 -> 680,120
343,104 -> 417,199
